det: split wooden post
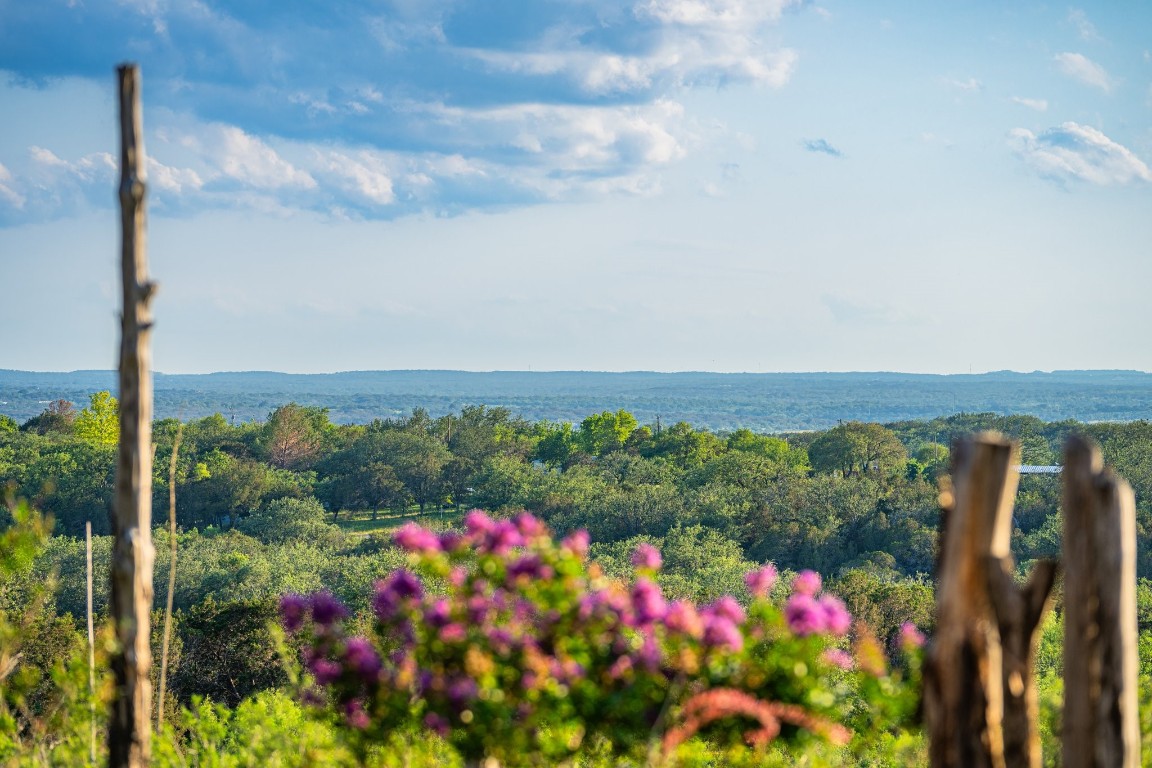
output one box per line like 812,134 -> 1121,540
108,62 -> 157,768
1062,436 -> 1139,768
924,433 -> 1057,768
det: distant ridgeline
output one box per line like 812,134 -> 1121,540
1,369 -> 1150,432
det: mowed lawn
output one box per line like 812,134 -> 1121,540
333,507 -> 464,536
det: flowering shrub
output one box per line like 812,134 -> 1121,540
282,511 -> 920,765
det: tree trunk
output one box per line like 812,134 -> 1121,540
108,62 -> 157,768
924,433 -> 1056,768
1062,436 -> 1139,768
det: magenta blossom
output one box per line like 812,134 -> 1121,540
702,614 -> 744,652
561,530 -> 590,558
514,512 -> 547,538
664,600 -> 704,639
393,522 -> 442,554
343,700 -> 370,729
792,569 -> 823,596
279,593 -> 308,633
631,578 -> 667,624
744,564 -> 778,598
344,637 -> 383,681
785,593 -> 826,637
900,622 -> 926,649
631,542 -> 663,571
373,570 -> 423,621
819,595 -> 852,636
708,596 -> 746,625
310,591 -> 349,628
464,510 -> 494,537
823,648 -> 854,670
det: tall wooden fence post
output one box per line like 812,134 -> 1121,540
1062,436 -> 1139,768
108,62 -> 157,768
925,433 -> 1057,768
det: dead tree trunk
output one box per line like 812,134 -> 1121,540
924,433 -> 1057,768
108,62 -> 157,768
1062,436 -> 1139,768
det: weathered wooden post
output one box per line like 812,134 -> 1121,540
108,62 -> 157,768
924,433 -> 1057,768
1062,436 -> 1139,768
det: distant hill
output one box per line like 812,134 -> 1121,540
1,369 -> 1150,432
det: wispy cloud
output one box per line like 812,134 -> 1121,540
802,138 -> 842,157
1054,52 -> 1113,91
1067,9 -> 1101,42
1010,96 -> 1048,111
946,77 -> 983,92
1009,122 -> 1151,185
0,0 -> 802,224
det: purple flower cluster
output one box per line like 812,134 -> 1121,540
283,511 -> 908,760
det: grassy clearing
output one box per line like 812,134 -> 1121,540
334,507 -> 464,536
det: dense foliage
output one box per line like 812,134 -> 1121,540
3,393 -> 1152,764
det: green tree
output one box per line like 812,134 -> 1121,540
576,409 -> 638,456
74,390 -> 119,447
809,422 -> 907,477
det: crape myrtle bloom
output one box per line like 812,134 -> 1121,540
393,522 -> 442,554
819,595 -> 852,637
792,569 -> 822,597
513,511 -> 547,538
631,578 -> 667,625
702,613 -> 744,652
744,564 -> 778,598
373,570 -> 423,621
664,600 -> 704,639
561,529 -> 590,558
708,596 -> 746,625
900,622 -> 926,649
823,648 -> 854,670
343,637 -> 383,682
310,591 -> 349,628
485,519 -> 524,555
784,593 -> 826,637
464,509 -> 494,537
631,542 -> 662,571
344,699 -> 370,729
279,593 -> 308,633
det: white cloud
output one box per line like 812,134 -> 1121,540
1009,122 -> 1151,185
636,0 -> 801,26
1010,96 -> 1048,111
208,126 -> 317,190
319,151 -> 395,206
946,77 -> 983,92
1054,52 -> 1113,91
1067,9 -> 1100,42
148,158 -> 204,194
0,163 -> 26,209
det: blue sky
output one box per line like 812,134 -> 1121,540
1,0 -> 1150,374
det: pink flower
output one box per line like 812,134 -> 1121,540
631,578 -> 667,624
561,530 -> 590,558
464,510 -> 494,537
823,648 -> 854,670
900,622 -> 926,649
819,595 -> 852,636
514,511 -> 547,538
631,542 -> 663,571
310,591 -> 348,628
438,623 -> 467,643
702,614 -> 744,652
708,596 -> 746,625
343,637 -> 382,681
343,700 -> 370,729
393,522 -> 442,553
278,593 -> 307,633
310,658 -> 342,685
664,600 -> 704,639
792,569 -> 822,596
744,564 -> 778,598
785,593 -> 825,636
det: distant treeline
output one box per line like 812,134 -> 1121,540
3,368 -> 1152,431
